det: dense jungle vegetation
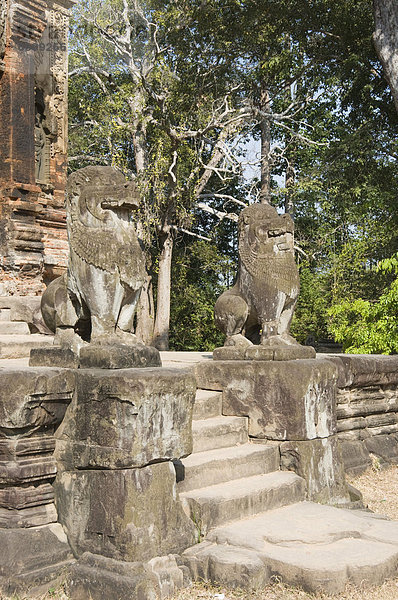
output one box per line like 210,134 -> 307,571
68,0 -> 398,353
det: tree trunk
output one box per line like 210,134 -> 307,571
285,158 -> 295,215
152,231 -> 173,350
259,82 -> 271,205
130,91 -> 148,172
132,125 -> 146,173
131,101 -> 155,343
135,215 -> 155,343
373,0 -> 398,113
284,139 -> 296,216
135,274 -> 154,344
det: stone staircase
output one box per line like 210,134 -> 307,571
178,388 -> 398,594
0,301 -> 53,359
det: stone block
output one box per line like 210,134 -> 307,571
55,462 -> 196,562
337,416 -> 366,432
213,346 -> 248,361
0,482 -> 54,510
68,552 -> 186,600
199,502 -> 398,595
244,346 -> 275,361
180,471 -> 305,534
337,400 -> 394,419
0,367 -> 75,434
0,334 -> 54,359
195,359 -> 337,440
182,542 -> 270,590
0,503 -> 57,528
328,355 -> 398,388
273,345 -> 316,360
371,424 -> 398,436
337,429 -> 362,441
0,437 -> 55,462
0,523 -> 74,597
192,390 -> 222,420
338,439 -> 372,475
279,436 -> 350,505
213,345 -> 315,362
0,451 -> 56,485
29,347 -> 79,368
364,433 -> 398,464
56,368 -> 196,469
0,321 -> 30,334
366,412 -> 398,428
192,415 -> 248,453
30,342 -> 162,369
79,343 -> 161,369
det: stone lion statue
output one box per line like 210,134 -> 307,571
41,166 -> 146,349
214,202 -> 301,350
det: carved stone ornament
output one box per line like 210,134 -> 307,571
214,202 -> 315,360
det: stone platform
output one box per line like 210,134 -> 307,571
1,352 -> 398,598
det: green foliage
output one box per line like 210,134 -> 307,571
291,266 -> 330,343
169,241 -> 228,351
327,255 -> 398,354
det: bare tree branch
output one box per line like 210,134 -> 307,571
197,203 -> 239,222
199,193 -> 247,207
171,225 -> 211,241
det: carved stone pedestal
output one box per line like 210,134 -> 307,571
0,367 -> 75,595
55,367 -> 197,600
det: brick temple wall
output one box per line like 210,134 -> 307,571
0,0 -> 75,296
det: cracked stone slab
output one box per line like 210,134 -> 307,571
183,501 -> 398,594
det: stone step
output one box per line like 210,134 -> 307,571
0,335 -> 54,359
179,471 -> 305,534
178,443 -> 280,493
192,416 -> 248,453
0,321 -> 30,335
193,390 -> 222,420
182,501 -> 398,594
0,309 -> 11,321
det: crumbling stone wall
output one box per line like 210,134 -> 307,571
329,355 -> 398,474
0,0 -> 75,296
0,367 -> 75,593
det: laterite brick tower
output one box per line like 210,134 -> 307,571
0,0 -> 76,295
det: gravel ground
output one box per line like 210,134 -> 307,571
349,463 -> 398,521
6,465 -> 398,600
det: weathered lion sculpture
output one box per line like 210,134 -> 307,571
41,166 -> 145,348
214,202 -> 301,350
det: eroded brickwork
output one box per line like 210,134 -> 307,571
0,0 -> 75,296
